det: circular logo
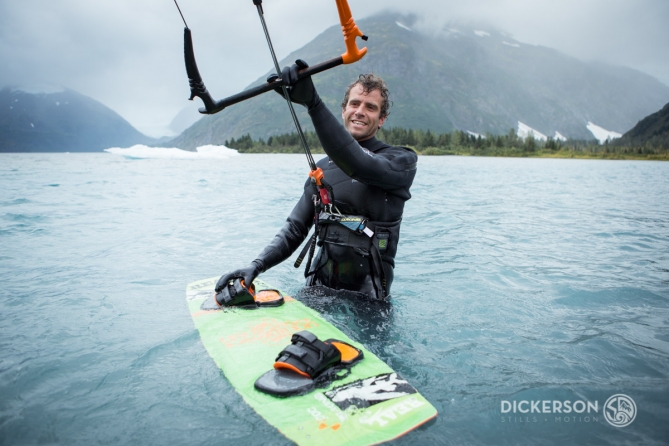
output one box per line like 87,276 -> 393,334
604,394 -> 637,427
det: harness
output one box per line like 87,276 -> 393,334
294,182 -> 396,299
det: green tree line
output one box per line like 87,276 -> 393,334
224,127 -> 668,160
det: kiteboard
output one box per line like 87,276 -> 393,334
186,277 -> 437,445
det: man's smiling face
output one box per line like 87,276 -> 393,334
341,84 -> 387,142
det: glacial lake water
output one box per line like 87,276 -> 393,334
1,152 -> 668,445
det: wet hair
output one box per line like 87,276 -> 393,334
341,74 -> 391,120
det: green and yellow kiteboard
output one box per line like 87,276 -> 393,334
186,277 -> 437,445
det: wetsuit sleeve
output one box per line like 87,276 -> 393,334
254,181 -> 314,272
308,101 -> 417,190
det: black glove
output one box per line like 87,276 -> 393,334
215,260 -> 263,293
267,59 -> 321,110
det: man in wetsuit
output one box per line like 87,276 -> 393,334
215,62 -> 417,300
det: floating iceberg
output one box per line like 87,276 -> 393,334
104,144 -> 239,159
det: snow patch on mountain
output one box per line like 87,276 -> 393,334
517,122 -> 548,141
396,21 -> 411,31
467,130 -> 484,139
12,85 -> 65,95
474,30 -> 490,37
503,41 -> 520,48
586,122 -> 622,143
554,131 -> 567,141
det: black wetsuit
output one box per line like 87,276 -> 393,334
254,101 -> 417,299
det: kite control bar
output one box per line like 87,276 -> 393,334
183,0 -> 368,115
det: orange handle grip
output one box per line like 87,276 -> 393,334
308,168 -> 331,205
309,167 -> 325,187
336,0 -> 367,64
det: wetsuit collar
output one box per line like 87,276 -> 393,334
359,136 -> 386,153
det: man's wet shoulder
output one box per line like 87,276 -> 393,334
377,144 -> 418,169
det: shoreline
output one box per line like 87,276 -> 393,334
231,146 -> 669,161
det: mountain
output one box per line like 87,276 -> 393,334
168,103 -> 203,136
0,86 -> 153,152
169,13 -> 669,150
615,101 -> 669,148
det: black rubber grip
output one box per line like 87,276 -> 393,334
199,56 -> 343,115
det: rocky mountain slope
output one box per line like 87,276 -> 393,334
615,101 -> 669,148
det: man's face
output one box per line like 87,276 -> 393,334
341,84 -> 386,142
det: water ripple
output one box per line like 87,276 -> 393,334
1,154 -> 668,445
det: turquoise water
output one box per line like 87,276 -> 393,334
1,153 -> 668,445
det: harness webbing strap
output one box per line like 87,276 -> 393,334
369,241 -> 388,298
294,232 -> 316,269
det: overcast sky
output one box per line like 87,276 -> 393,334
1,0 -> 667,137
